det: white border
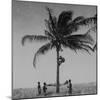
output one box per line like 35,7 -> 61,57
0,0 -> 99,100
22,0 -> 98,5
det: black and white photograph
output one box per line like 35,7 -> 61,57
12,0 -> 97,99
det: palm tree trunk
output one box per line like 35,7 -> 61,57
56,47 -> 60,93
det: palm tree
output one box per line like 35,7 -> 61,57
22,7 -> 95,93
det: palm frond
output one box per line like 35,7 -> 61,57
62,32 -> 95,54
73,16 -> 85,23
81,43 -> 94,51
62,39 -> 92,54
85,25 -> 97,35
65,33 -> 94,45
52,16 -> 57,27
57,10 -> 73,28
60,16 -> 85,36
78,43 -> 95,54
93,43 -> 97,51
46,7 -> 56,34
78,14 -> 97,25
64,16 -> 88,35
45,7 -> 59,39
45,19 -> 56,37
44,30 -> 55,39
22,35 -> 50,45
63,22 -> 80,35
33,42 -> 53,67
79,46 -> 91,54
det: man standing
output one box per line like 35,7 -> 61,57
37,82 -> 41,95
43,82 -> 47,96
67,79 -> 72,95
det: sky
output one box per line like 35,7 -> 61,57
12,0 -> 97,89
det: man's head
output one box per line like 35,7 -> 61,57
69,79 -> 71,83
44,82 -> 46,85
38,82 -> 40,84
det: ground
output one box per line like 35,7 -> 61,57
12,82 -> 97,99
